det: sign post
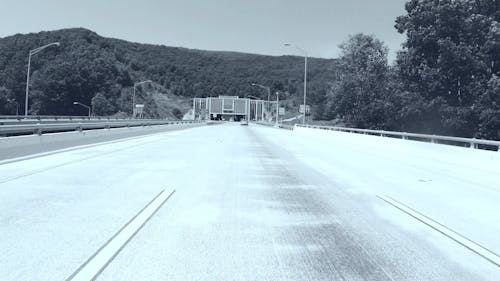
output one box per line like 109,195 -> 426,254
135,104 -> 144,119
299,104 -> 310,115
279,107 -> 285,115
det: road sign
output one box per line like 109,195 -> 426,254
299,104 -> 310,114
279,107 -> 285,115
134,104 -> 145,118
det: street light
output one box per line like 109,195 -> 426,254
284,43 -> 308,125
132,80 -> 153,118
25,42 -> 60,117
275,91 -> 280,127
73,101 -> 91,117
251,83 -> 271,101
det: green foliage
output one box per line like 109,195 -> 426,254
395,0 -> 500,138
172,108 -> 183,119
323,0 -> 500,140
0,28 -> 336,118
0,86 -> 17,114
327,34 -> 394,129
91,92 -> 114,116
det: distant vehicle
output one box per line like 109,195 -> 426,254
240,119 -> 248,126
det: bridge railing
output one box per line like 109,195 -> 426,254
295,124 -> 500,151
0,115 -> 136,121
0,120 -> 203,136
255,122 -> 294,130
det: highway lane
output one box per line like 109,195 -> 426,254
0,123 -> 498,280
0,122 -> 205,162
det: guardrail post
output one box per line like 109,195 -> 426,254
35,123 -> 42,135
470,140 -> 478,149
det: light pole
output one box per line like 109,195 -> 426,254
251,83 -> 271,101
132,80 -> 153,118
276,91 -> 279,126
25,42 -> 60,117
284,43 -> 308,125
73,101 -> 91,117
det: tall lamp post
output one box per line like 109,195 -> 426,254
284,43 -> 308,125
132,80 -> 153,118
73,101 -> 91,117
25,42 -> 60,117
275,91 -> 280,126
251,83 -> 271,101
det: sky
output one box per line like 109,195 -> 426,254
0,0 -> 407,61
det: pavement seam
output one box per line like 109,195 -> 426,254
65,189 -> 176,281
378,194 -> 500,268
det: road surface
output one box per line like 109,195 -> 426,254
0,122 -> 204,161
0,123 -> 498,280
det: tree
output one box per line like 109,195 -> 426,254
0,87 -> 17,115
476,75 -> 500,139
327,34 -> 393,129
172,108 -> 183,119
91,92 -> 113,116
395,0 -> 500,137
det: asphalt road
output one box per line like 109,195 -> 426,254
0,122 -> 205,162
0,123 -> 498,280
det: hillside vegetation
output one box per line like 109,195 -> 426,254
0,28 -> 336,119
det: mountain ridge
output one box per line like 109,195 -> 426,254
0,28 -> 337,118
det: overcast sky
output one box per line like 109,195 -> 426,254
0,0 -> 407,61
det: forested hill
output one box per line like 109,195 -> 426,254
0,28 -> 337,118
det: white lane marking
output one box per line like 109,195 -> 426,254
66,189 -> 176,281
378,195 -> 500,267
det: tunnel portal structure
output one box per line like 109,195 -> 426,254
193,96 -> 277,122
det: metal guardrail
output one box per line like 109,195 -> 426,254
0,115 -> 134,121
295,124 -> 500,151
0,120 -> 203,136
255,122 -> 294,130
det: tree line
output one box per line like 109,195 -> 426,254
0,28 -> 335,119
320,0 -> 499,140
